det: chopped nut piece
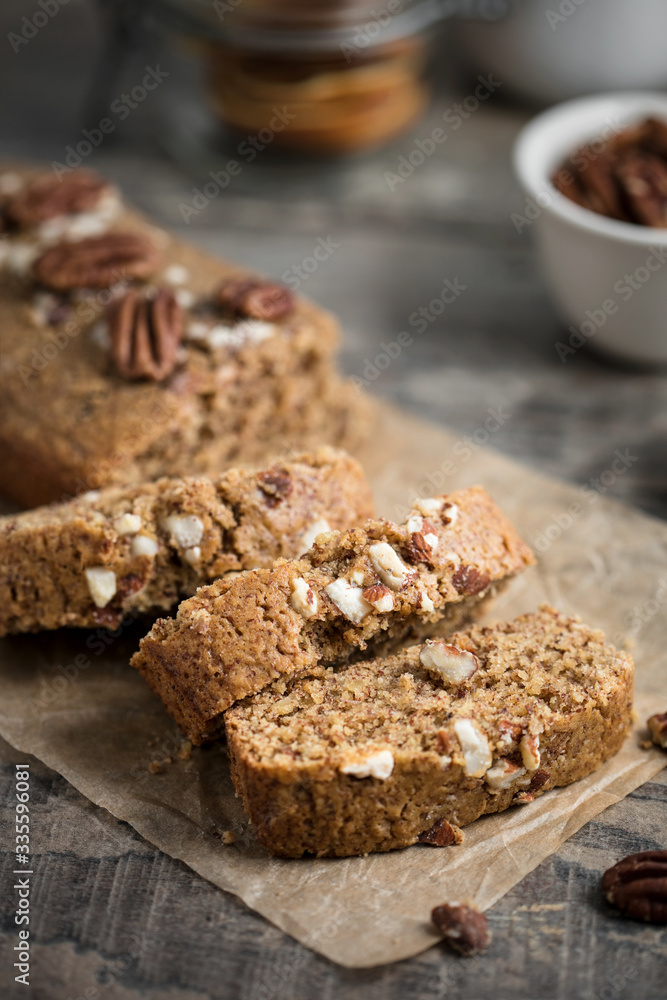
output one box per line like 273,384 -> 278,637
290,577 -> 319,619
497,718 -> 523,747
406,514 -> 424,534
414,497 -> 442,518
454,719 -> 492,777
420,641 -> 479,686
602,850 -> 667,923
162,514 -> 204,549
441,502 -> 458,526
418,818 -> 464,847
405,516 -> 439,558
424,531 -> 439,551
417,590 -> 435,613
405,531 -> 435,565
485,759 -> 526,790
415,498 -> 440,517
520,733 -> 541,771
118,573 -> 144,600
257,469 -> 292,506
113,513 -> 142,536
368,541 -> 416,591
325,578 -> 371,625
85,566 -> 117,608
441,550 -> 461,569
405,515 -> 439,555
300,517 -> 331,554
341,749 -> 394,780
184,546 -> 201,566
131,535 -> 159,558
362,583 -> 395,613
647,712 -> 667,748
431,903 -> 490,956
452,564 -> 490,596
528,769 -> 550,792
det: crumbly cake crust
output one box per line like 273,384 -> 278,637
0,166 -> 371,509
0,448 -> 373,635
132,487 -> 535,743
225,606 -> 634,857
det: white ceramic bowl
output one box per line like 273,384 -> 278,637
513,92 -> 667,365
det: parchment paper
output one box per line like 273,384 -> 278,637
0,401 -> 665,968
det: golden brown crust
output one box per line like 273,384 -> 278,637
225,606 -> 634,857
132,487 -> 535,742
0,447 -> 373,635
0,165 -> 371,508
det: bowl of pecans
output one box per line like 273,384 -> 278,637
514,92 -> 667,365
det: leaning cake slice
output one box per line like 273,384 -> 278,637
133,486 -> 535,743
0,447 -> 373,635
225,606 -> 634,857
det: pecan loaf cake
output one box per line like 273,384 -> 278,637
225,606 -> 634,857
133,487 -> 535,743
0,166 -> 370,508
0,448 -> 373,635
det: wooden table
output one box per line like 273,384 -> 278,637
1,2 -> 666,997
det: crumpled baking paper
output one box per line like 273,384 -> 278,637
0,402 -> 665,967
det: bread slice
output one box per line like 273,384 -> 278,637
225,606 -> 634,857
133,487 -> 535,743
0,447 -> 373,635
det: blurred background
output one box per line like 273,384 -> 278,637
1,0 -> 666,519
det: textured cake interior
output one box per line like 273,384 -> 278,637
0,448 -> 373,634
225,605 -> 634,857
228,606 -> 634,767
133,486 -> 536,741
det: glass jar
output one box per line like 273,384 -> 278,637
144,0 -> 443,157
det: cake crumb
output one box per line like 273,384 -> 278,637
212,829 -> 236,845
